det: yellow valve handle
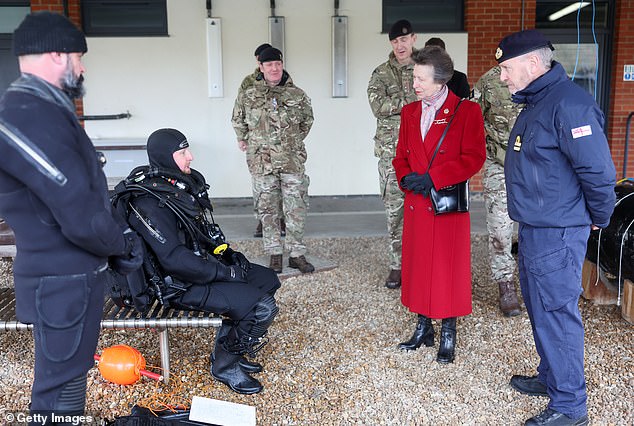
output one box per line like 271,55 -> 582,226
213,243 -> 228,255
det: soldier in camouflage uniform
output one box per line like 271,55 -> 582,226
472,65 -> 523,316
232,47 -> 314,274
367,19 -> 419,289
237,43 -> 285,239
238,43 -> 270,96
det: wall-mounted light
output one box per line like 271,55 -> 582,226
206,17 -> 223,98
548,2 -> 590,21
332,16 -> 348,98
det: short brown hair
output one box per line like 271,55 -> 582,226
412,46 -> 454,85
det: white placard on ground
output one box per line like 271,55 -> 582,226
189,395 -> 256,426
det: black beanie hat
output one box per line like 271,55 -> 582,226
254,43 -> 272,58
258,47 -> 283,63
12,11 -> 87,57
147,128 -> 190,171
388,19 -> 413,41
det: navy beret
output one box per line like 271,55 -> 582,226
496,29 -> 554,63
258,47 -> 283,63
388,19 -> 413,41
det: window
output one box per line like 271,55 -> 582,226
536,0 -> 609,29
0,1 -> 30,34
383,0 -> 464,33
534,0 -> 615,115
81,0 -> 168,37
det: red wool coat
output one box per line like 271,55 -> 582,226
393,91 -> 486,318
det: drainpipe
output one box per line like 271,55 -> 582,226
624,112 -> 633,178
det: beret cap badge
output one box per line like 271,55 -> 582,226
495,47 -> 503,60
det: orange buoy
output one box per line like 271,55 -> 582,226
95,345 -> 147,385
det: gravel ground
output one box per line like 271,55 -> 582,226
0,235 -> 632,425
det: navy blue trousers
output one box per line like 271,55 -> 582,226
517,224 -> 590,419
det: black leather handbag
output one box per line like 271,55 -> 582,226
425,100 -> 469,215
429,181 -> 469,215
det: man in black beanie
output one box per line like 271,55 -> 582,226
114,128 -> 281,394
0,11 -> 144,424
367,19 -> 418,289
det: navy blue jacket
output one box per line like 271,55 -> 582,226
0,74 -> 128,321
505,62 -> 616,228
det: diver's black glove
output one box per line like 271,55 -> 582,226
110,229 -> 144,275
402,172 -> 433,197
222,247 -> 251,273
215,264 -> 247,283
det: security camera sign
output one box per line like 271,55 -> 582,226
625,65 -> 634,81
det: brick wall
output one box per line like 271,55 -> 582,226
30,0 -> 84,117
607,0 -> 634,180
465,0 -> 536,191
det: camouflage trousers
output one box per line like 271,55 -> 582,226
483,159 -> 516,282
378,157 -> 404,270
251,177 -> 305,220
253,172 -> 309,257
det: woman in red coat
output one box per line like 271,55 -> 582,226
392,46 -> 485,363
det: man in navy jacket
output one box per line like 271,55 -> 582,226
497,30 -> 616,426
0,12 -> 142,424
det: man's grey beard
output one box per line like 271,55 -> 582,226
61,61 -> 85,99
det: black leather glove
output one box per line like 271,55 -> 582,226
222,247 -> 251,273
411,172 -> 434,197
215,264 -> 247,283
401,172 -> 434,197
110,229 -> 144,275
400,173 -> 419,191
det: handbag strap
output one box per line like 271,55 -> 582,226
425,99 -> 463,173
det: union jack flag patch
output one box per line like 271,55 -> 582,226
571,125 -> 592,139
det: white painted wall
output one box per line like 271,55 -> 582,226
83,0 -> 468,197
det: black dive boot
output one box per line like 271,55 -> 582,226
436,317 -> 457,364
211,336 -> 263,394
398,314 -> 434,350
212,320 -> 263,373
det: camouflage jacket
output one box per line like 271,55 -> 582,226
238,68 -> 261,96
367,51 -> 418,160
231,71 -> 314,175
472,66 -> 523,165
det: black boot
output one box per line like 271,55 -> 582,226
212,320 -> 263,373
436,317 -> 457,364
398,315 -> 434,350
211,336 -> 263,394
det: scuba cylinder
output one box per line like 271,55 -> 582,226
586,179 -> 634,297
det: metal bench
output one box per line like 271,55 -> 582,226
0,287 -> 221,383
